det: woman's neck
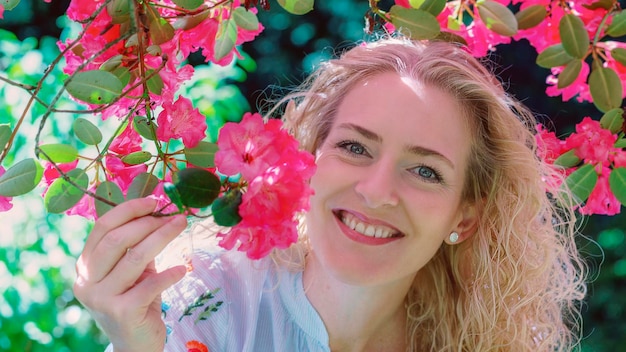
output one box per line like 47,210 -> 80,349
302,251 -> 412,352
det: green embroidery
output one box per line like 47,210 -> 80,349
179,288 -> 224,323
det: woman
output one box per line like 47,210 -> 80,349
74,37 -> 587,351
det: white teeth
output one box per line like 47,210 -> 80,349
340,212 -> 396,239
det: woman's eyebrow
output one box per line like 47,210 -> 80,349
337,122 -> 455,169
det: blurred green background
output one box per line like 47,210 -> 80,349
1,0 -> 625,351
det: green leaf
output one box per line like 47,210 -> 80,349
133,115 -> 157,141
277,0 -> 314,15
121,151 -> 152,165
589,67 -> 623,113
610,47 -> 626,67
146,69 -> 164,95
599,108 -> 624,134
184,141 -> 218,168
389,6 -> 441,40
536,44 -> 574,68
557,59 -> 582,89
95,181 -> 125,217
477,0 -> 518,36
127,173 -> 159,199
173,11 -> 210,30
233,7 -> 260,31
616,138 -> 626,148
171,0 -> 203,10
112,66 -> 131,87
107,0 -> 131,24
146,5 -> 175,45
553,149 -> 581,168
66,70 -> 123,105
174,168 -> 221,208
0,124 -> 12,151
0,0 -> 20,11
609,167 -> 626,205
0,158 -> 44,197
211,190 -> 243,226
583,0 -> 613,11
72,118 -> 103,145
515,5 -> 546,30
563,163 -> 598,205
44,168 -> 89,213
606,11 -> 626,37
214,19 -> 237,61
559,14 -> 589,59
163,182 -> 185,212
99,55 -> 123,71
38,143 -> 79,163
418,0 -> 446,17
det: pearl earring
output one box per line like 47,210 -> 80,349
449,232 -> 459,243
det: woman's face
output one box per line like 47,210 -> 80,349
306,72 -> 475,288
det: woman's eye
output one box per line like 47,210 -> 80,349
337,140 -> 368,156
412,165 -> 442,183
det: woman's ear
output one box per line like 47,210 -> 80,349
446,202 -> 479,245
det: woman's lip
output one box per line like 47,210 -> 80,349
333,210 -> 403,246
333,209 -> 402,233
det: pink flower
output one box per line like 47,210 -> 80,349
612,149 -> 626,168
215,113 -> 285,180
0,166 -> 13,212
110,123 -> 143,155
579,167 -> 621,215
535,124 -> 569,164
42,160 -> 79,186
565,117 -> 617,165
156,96 -> 207,148
104,155 -> 148,194
0,5 -> 5,19
66,185 -> 97,220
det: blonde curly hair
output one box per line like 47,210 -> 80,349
275,37 -> 587,351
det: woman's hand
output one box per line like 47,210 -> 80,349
73,198 -> 188,352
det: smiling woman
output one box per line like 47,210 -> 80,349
73,37 -> 587,352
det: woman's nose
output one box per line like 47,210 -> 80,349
354,161 -> 399,209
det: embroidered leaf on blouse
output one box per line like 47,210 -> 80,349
179,288 -> 223,322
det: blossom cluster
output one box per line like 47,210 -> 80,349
214,113 -> 316,259
537,117 -> 626,215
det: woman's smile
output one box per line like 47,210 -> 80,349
334,209 -> 404,245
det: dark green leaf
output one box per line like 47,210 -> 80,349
583,0 -> 613,10
418,0 -> 446,17
146,5 -> 175,45
557,59 -> 582,89
599,108 -> 624,133
610,47 -> 626,67
121,151 -> 152,165
127,173 -> 159,199
607,11 -> 626,37
112,66 -> 131,87
133,115 -> 157,141
554,149 -> 581,168
173,11 -> 210,30
515,5 -> 546,30
174,168 -> 221,208
0,124 -> 12,151
146,69 -> 164,95
66,70 -> 123,105
38,143 -> 79,163
609,167 -> 626,205
163,182 -> 185,212
211,190 -> 243,226
214,19 -> 237,61
171,0 -> 203,10
95,181 -> 125,217
563,163 -> 598,205
589,67 -> 623,113
233,7 -> 260,31
536,44 -> 574,68
616,138 -> 626,148
559,14 -> 589,59
44,168 -> 89,213
277,0 -> 314,15
107,0 -> 131,24
73,118 -> 103,145
0,158 -> 44,197
184,141 -> 218,168
389,6 -> 440,40
99,55 -> 123,71
477,0 -> 518,36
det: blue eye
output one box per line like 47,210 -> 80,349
412,165 -> 443,183
337,140 -> 368,156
